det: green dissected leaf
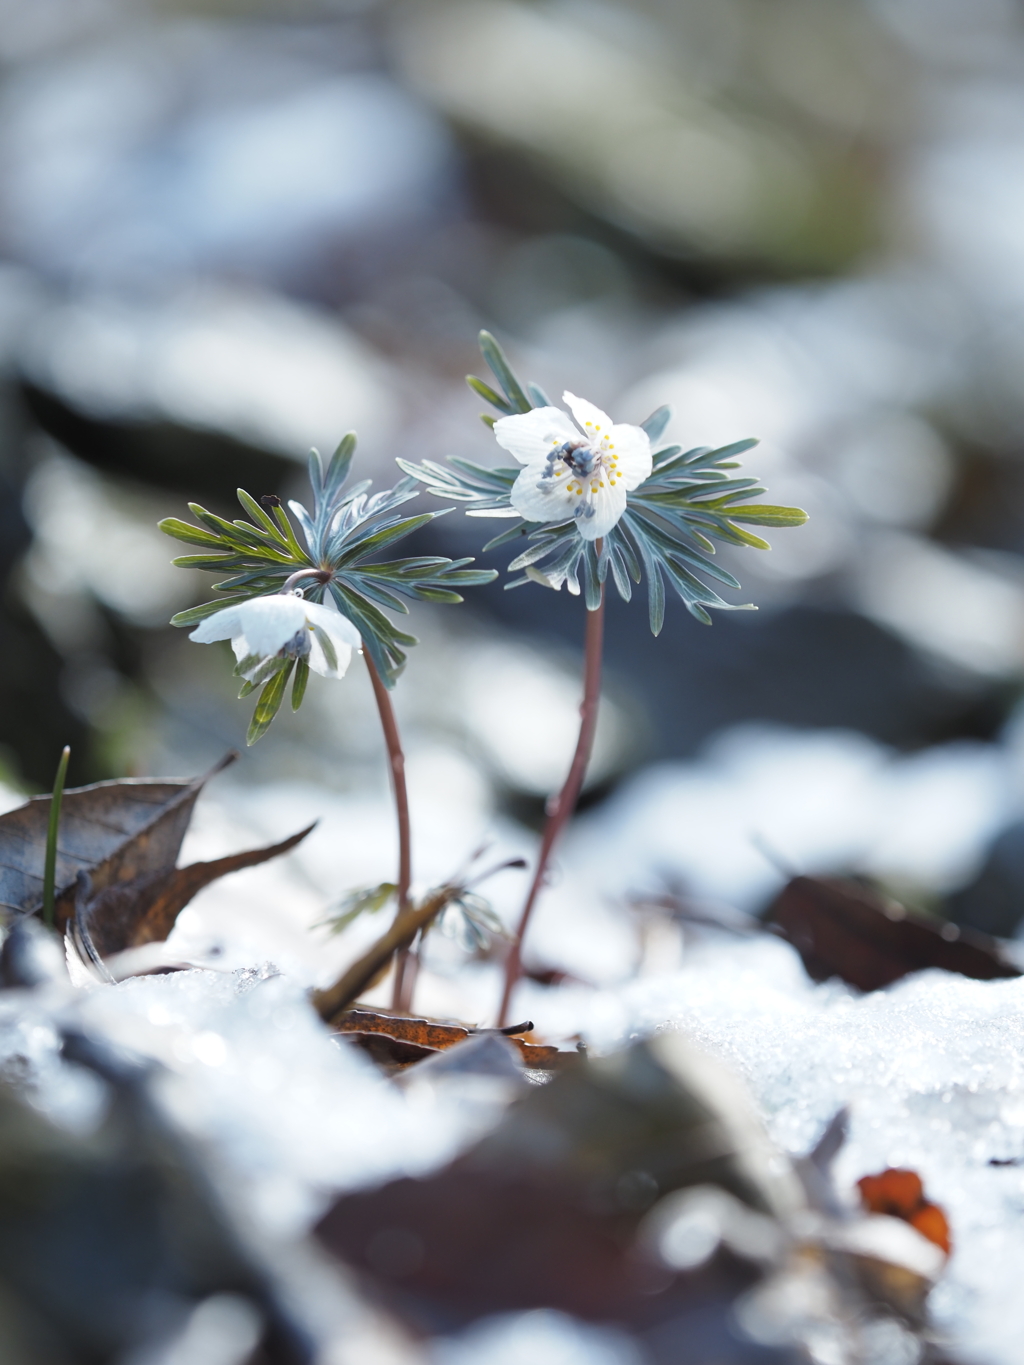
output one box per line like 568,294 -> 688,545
483,522 -> 532,552
169,597 -> 250,628
234,488 -> 283,538
170,555 -> 249,573
328,582 -> 415,686
157,517 -> 226,549
401,334 -> 808,631
291,658 -> 309,711
477,330 -> 532,414
641,406 -> 672,443
187,503 -> 294,560
725,503 -> 811,527
247,664 -> 293,745
162,439 -> 495,716
240,653 -> 292,689
608,547 -> 632,601
335,514 -> 436,566
467,374 -> 513,414
317,882 -> 397,935
435,890 -> 508,953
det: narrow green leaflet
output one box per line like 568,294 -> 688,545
435,890 -> 509,953
247,663 -> 293,745
316,882 -> 397,935
400,334 -> 808,633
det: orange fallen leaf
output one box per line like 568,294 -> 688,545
333,1008 -> 569,1069
857,1168 -> 951,1256
908,1203 -> 952,1256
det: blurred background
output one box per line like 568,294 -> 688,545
5,0 -> 1024,989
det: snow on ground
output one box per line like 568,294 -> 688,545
10,722 -> 1024,1359
15,925 -> 1024,1363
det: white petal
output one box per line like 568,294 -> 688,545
563,392 -> 614,439
574,480 -> 627,540
511,466 -> 579,525
189,604 -> 246,644
302,599 -> 362,649
230,634 -> 257,665
189,595 -> 306,652
305,600 -> 360,679
227,596 -> 309,657
493,407 -> 579,465
606,422 -> 652,488
308,628 -> 355,679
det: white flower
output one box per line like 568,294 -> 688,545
189,593 -> 361,680
494,392 -> 652,540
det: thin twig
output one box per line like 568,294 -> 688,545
311,882 -> 459,1023
497,586 -> 605,1026
362,650 -> 415,1010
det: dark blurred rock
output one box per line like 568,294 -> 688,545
0,1028 -> 316,1364
20,381 -> 295,506
0,918 -> 64,990
946,821 -> 1024,938
411,502 -> 1018,759
449,545 -> 1015,758
0,596 -> 91,790
931,447 -> 1024,556
317,1035 -> 800,1362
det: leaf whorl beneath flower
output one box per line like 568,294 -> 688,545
401,334 -> 808,631
160,433 -> 496,692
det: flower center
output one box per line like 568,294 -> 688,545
537,436 -> 623,521
282,627 -> 311,660
551,438 -> 602,480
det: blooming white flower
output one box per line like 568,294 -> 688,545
494,392 -> 652,540
189,593 -> 361,680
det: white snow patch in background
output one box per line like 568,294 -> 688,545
566,724 -> 1012,915
154,722 -> 1021,1012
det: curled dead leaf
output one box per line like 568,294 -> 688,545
332,1009 -> 568,1070
0,755 -> 236,932
857,1168 -> 951,1257
765,876 -> 1018,991
79,823 -> 316,958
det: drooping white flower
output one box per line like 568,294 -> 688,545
494,392 -> 652,540
189,592 -> 361,680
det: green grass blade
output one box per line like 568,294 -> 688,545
42,745 -> 70,929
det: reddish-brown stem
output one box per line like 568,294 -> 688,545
363,652 -> 415,1009
496,587 -> 605,1027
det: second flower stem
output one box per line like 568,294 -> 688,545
363,652 -> 415,1010
496,588 -> 605,1028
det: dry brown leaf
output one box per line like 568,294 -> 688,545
333,1009 -> 566,1069
765,875 -> 1019,991
0,755 -> 236,931
80,823 -> 316,957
